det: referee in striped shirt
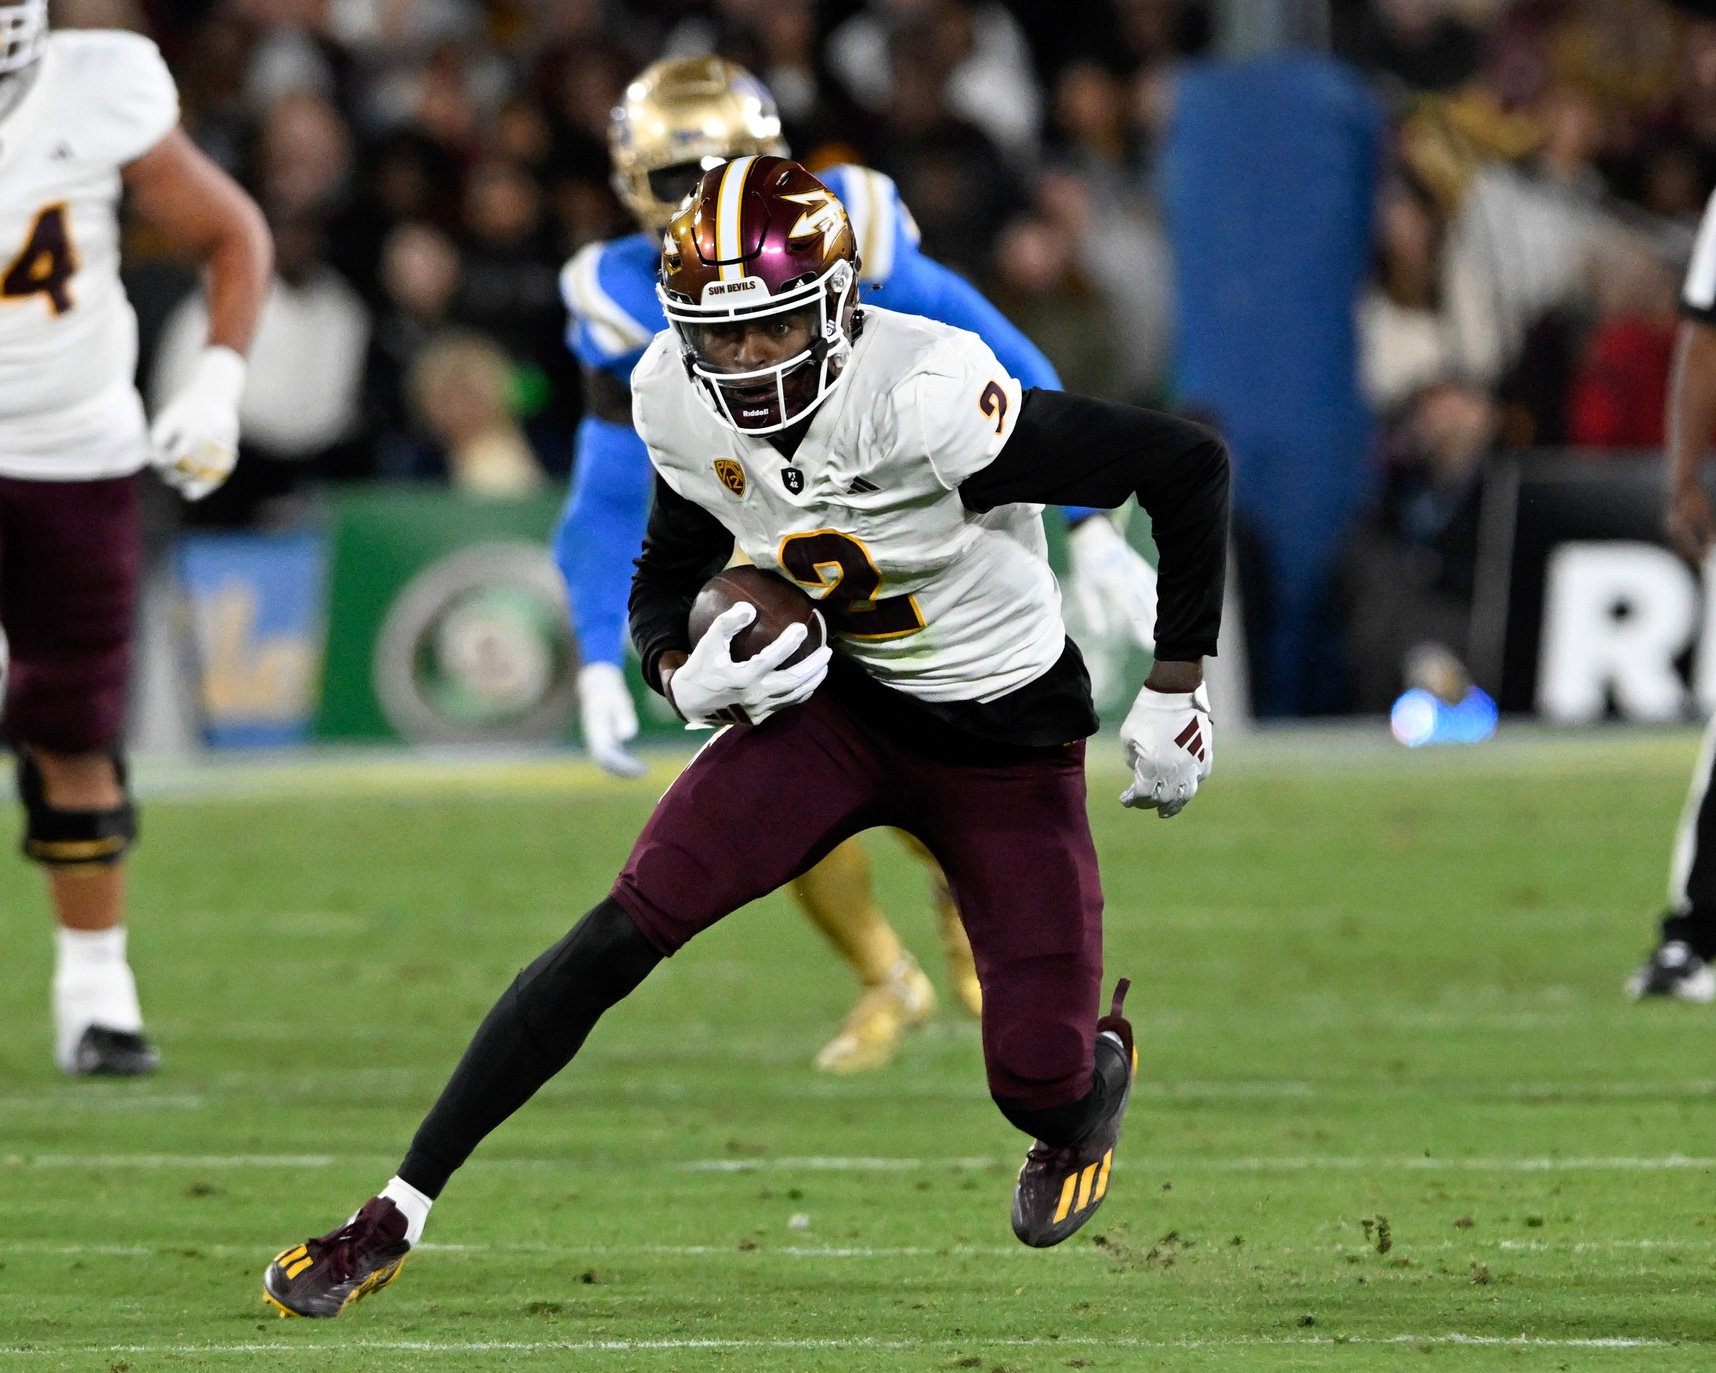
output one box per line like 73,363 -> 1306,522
1630,192 -> 1716,1000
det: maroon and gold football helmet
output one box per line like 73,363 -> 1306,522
657,155 -> 860,434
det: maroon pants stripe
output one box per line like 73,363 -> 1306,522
0,473 -> 141,754
611,690 -> 1105,1110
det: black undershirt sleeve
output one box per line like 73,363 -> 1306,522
628,474 -> 735,693
960,389 -> 1231,663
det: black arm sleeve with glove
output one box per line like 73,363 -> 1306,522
960,389 -> 1230,663
628,474 -> 736,694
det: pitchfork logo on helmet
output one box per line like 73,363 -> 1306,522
658,156 -> 862,435
0,0 -> 47,76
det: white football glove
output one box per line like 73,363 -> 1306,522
579,661 -> 647,778
149,345 -> 247,501
665,602 -> 831,728
1068,514 -> 1158,651
1119,681 -> 1213,818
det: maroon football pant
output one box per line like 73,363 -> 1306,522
612,691 -> 1105,1110
0,474 -> 141,754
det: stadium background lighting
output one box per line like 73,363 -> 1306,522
1389,687 -> 1499,748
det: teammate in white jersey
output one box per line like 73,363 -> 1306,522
263,156 -> 1227,1316
0,5 -> 270,1073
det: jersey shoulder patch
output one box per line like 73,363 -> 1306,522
821,164 -> 920,287
46,30 -> 178,166
560,232 -> 665,372
862,312 -> 1020,490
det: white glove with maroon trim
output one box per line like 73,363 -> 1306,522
1119,682 -> 1212,818
1067,513 -> 1157,651
149,346 -> 246,501
664,602 -> 831,728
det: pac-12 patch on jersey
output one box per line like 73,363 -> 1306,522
713,458 -> 746,496
632,306 -> 1055,705
0,30 -> 178,478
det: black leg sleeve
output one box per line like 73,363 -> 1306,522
1664,737 -> 1716,959
398,897 -> 662,1197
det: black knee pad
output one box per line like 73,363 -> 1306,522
16,750 -> 137,868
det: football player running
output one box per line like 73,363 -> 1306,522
556,56 -> 1159,1072
263,158 -> 1224,1316
0,3 -> 270,1073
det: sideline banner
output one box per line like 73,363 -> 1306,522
318,488 -> 578,743
1471,453 -> 1715,721
174,490 -> 1167,748
176,531 -> 326,747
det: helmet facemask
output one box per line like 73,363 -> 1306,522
661,258 -> 858,435
0,0 -> 46,77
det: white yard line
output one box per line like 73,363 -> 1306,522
0,1240 -> 1087,1259
6,1152 -> 1713,1173
0,1334 -> 1686,1355
1194,1155 -> 1716,1172
2,1154 -> 340,1168
677,1156 -> 1001,1172
0,1094 -> 203,1112
5,1236 -> 1711,1261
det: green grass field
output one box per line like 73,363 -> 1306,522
4,729 -> 1716,1370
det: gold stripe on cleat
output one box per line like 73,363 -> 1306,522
1093,1149 -> 1113,1202
284,1255 -> 313,1280
1075,1161 -> 1098,1212
338,1255 -> 408,1312
1052,1172 -> 1078,1223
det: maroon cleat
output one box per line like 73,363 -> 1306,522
263,1196 -> 412,1318
1010,979 -> 1136,1247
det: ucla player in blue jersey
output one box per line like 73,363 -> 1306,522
553,56 -> 1158,1071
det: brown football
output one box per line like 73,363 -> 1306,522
688,565 -> 824,665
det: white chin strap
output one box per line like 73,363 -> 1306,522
0,0 -> 46,75
692,337 -> 852,435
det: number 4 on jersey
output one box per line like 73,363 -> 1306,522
2,205 -> 76,316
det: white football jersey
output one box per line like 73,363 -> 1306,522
633,308 -> 1066,705
0,30 -> 177,479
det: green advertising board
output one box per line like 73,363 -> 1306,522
312,486 -> 1154,746
314,487 -> 677,744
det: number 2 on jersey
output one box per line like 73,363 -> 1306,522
2,205 -> 76,316
778,530 -> 925,640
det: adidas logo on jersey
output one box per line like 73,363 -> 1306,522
845,477 -> 879,494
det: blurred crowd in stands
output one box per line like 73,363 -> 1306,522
99,0 -> 1716,709
1341,0 -> 1716,710
113,0 -> 1205,525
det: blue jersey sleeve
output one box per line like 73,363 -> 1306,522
560,233 -> 669,380
873,248 -> 1063,393
552,415 -> 658,667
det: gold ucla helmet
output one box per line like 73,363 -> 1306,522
609,57 -> 788,232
